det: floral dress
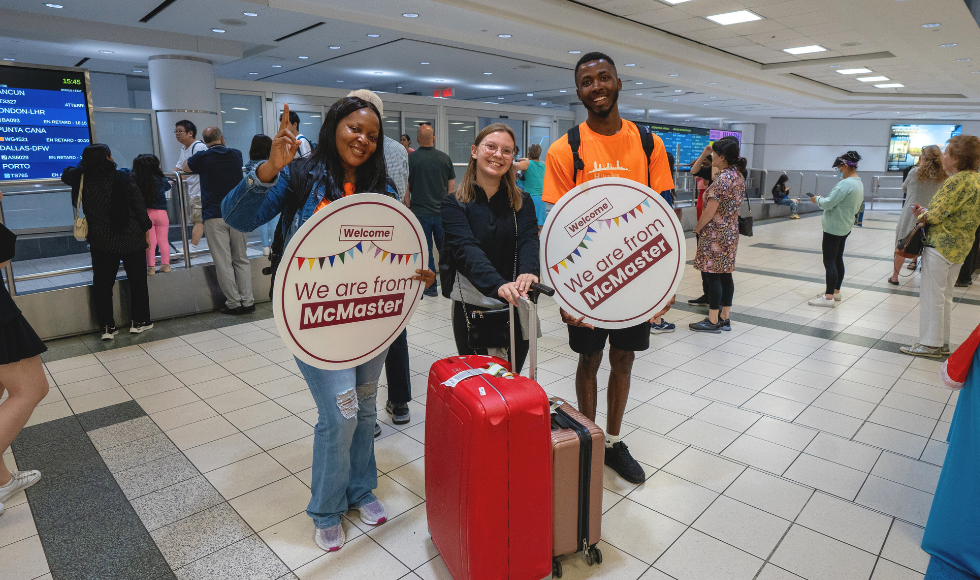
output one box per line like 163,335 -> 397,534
694,166 -> 744,274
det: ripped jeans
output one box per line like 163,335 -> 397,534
296,348 -> 389,529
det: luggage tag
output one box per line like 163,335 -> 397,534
441,363 -> 514,388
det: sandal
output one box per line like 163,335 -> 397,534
907,261 -> 917,270
888,278 -> 899,286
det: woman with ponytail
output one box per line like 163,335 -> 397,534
690,136 -> 746,333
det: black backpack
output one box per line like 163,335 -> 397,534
567,122 -> 657,186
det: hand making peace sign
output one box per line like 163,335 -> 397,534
256,103 -> 302,184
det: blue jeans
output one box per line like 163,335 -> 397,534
296,349 -> 389,529
256,214 -> 280,248
416,214 -> 444,277
775,197 -> 798,214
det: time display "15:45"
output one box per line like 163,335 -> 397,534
62,78 -> 81,86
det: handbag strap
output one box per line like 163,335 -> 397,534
459,206 -> 519,325
74,174 -> 85,219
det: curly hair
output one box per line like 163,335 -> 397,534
916,145 -> 946,182
946,134 -> 980,172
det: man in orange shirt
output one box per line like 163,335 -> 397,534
543,52 -> 674,484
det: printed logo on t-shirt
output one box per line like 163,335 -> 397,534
587,160 -> 630,179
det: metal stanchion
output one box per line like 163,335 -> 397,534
173,172 -> 192,270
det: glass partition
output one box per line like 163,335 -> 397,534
382,113 -> 402,144
91,111 -> 155,170
278,108 -> 323,145
219,93 -> 265,154
405,117 -> 436,145
558,118 -> 575,139
448,119 -> 477,164
479,118 -> 525,158
529,125 -> 552,159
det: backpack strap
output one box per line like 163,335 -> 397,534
267,160 -> 315,298
639,125 -> 655,188
568,125 -> 584,184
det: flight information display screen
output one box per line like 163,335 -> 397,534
637,122 -> 711,166
888,124 -> 961,171
0,65 -> 92,181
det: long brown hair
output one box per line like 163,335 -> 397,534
454,123 -> 522,211
916,145 -> 946,182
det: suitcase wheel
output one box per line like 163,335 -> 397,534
552,558 -> 563,578
585,549 -> 594,566
591,545 -> 603,564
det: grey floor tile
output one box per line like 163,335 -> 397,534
793,407 -> 864,439
88,416 -> 162,451
745,416 -> 818,451
115,452 -> 201,500
770,525 -> 877,580
783,454 -> 868,501
654,528 -> 763,580
724,468 -> 813,520
662,447 -> 745,492
854,423 -> 929,459
131,475 -> 224,531
173,535 -> 289,580
795,492 -> 892,553
803,432 -> 882,472
151,503 -> 253,569
722,434 -> 801,475
870,452 -> 941,494
100,432 -> 181,473
692,495 -> 791,558
855,476 -> 933,527
880,521 -> 930,574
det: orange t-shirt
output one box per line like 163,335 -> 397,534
542,120 -> 674,204
314,182 -> 355,213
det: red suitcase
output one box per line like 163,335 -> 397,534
425,289 -> 554,580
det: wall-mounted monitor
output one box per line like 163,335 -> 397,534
888,124 -> 962,172
710,129 -> 741,144
637,122 -> 711,166
0,62 -> 94,182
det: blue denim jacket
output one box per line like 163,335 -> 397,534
221,162 -> 394,247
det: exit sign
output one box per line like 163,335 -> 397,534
433,87 -> 454,98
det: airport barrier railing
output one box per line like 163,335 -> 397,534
869,175 -> 905,209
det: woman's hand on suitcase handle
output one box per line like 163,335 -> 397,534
515,273 -> 538,295
413,269 -> 436,289
498,282 -> 525,306
560,307 -> 594,329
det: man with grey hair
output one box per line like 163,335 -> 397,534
346,89 -> 409,202
184,127 -> 253,314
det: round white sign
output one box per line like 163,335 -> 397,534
273,194 -> 428,369
541,177 -> 686,329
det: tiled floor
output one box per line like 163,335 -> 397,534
4,208 -> 975,580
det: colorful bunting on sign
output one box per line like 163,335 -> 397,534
548,197 -> 659,271
294,240 -> 422,270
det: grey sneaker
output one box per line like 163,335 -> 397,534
386,400 -> 411,424
689,318 -> 723,334
314,524 -> 345,552
357,500 -> 387,525
900,343 -> 944,359
0,470 -> 41,503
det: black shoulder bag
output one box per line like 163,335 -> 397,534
460,210 -> 518,350
264,161 -> 314,299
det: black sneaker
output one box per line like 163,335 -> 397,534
604,442 -> 646,484
374,422 -> 382,438
687,295 -> 708,306
718,319 -> 731,331
386,400 -> 411,425
240,305 -> 256,314
689,318 -> 723,334
219,305 -> 241,315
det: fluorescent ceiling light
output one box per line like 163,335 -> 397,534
249,72 -> 258,75
243,12 -> 257,16
783,45 -> 827,55
636,82 -> 643,85
45,3 -> 63,7
559,89 -> 566,93
272,65 -> 282,68
875,83 -> 904,88
211,28 -> 225,33
708,82 -> 717,85
922,23 -> 940,28
636,93 -> 642,95
232,107 -> 248,110
99,50 -> 114,53
367,34 -> 379,37
837,68 -> 872,74
541,102 -> 547,105
956,58 -> 971,62
3,58 -> 15,61
569,50 -> 581,54
402,13 -> 418,17
132,69 -> 143,73
669,73 -> 679,77
941,43 -> 957,47
706,10 -> 762,25
299,55 -> 310,59
527,93 -> 533,96
498,97 -> 504,99
661,0 -> 692,3
857,76 -> 889,82
483,72 -> 492,75
498,34 -> 511,38
625,63 -> 635,67
420,62 -> 429,65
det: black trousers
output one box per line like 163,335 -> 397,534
822,232 -> 849,295
451,301 -> 529,373
91,248 -> 150,329
703,272 -> 734,311
957,225 -> 980,284
384,329 -> 412,404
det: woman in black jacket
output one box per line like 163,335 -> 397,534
62,144 -> 153,340
442,123 -> 540,372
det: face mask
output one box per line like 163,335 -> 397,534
836,169 -> 843,178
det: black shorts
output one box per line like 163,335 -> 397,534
567,322 -> 651,354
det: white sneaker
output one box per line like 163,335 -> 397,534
314,524 -> 345,552
101,326 -> 118,341
357,500 -> 387,525
0,470 -> 41,503
130,322 -> 154,334
263,247 -> 271,256
834,293 -> 841,302
808,295 -> 835,308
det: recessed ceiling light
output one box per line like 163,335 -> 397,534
956,58 -> 971,62
636,93 -> 643,95
232,107 -> 248,111
569,50 -> 581,54
837,68 -> 872,74
420,62 -> 429,65
972,71 -> 980,73
434,79 -> 445,82
829,65 -> 842,68
527,93 -> 533,96
922,23 -> 941,28
783,45 -> 827,55
44,3 -> 63,7
625,63 -> 635,67
99,50 -> 114,53
498,97 -> 504,99
298,56 -> 310,59
876,83 -> 904,88
337,80 -> 344,82
636,82 -> 643,85
249,72 -> 258,75
367,34 -> 380,37
483,72 -> 492,75
858,76 -> 889,82
373,71 -> 384,75
272,65 -> 282,68
212,28 -> 225,33
243,12 -> 258,16
708,82 -> 717,85
706,10 -> 762,25
541,102 -> 547,105
674,89 -> 682,92
672,98 -> 678,101
132,69 -> 143,73
498,34 -> 511,38
402,13 -> 418,17
941,43 -> 957,47
559,89 -> 566,93
669,73 -> 680,77
3,58 -> 15,61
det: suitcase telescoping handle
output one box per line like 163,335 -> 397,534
508,283 -> 555,381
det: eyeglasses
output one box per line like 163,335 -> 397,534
174,129 -> 186,134
481,142 -> 514,157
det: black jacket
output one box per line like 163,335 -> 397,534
441,185 -> 539,299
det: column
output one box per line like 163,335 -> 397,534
148,55 -> 219,171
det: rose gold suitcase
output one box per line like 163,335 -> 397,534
548,398 -> 605,576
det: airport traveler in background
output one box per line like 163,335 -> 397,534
245,134 -> 277,256
132,154 -> 173,275
62,144 -> 154,339
0,191 -> 46,516
222,100 -> 435,552
542,52 -> 674,484
514,143 -> 547,233
443,123 -> 539,373
400,134 -> 415,154
280,110 -> 314,159
954,225 -> 980,288
174,120 -> 207,246
689,136 -> 747,333
687,146 -> 715,306
890,145 -> 946,285
408,123 -> 456,297
901,135 -> 980,358
649,151 -> 678,334
771,173 -> 800,219
807,151 -> 865,308
660,151 -> 676,208
184,127 -> 253,315
346,89 -> 414,429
